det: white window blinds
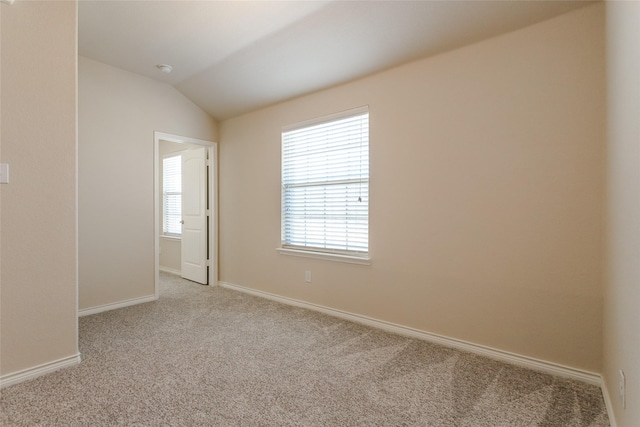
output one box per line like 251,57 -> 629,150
163,154 -> 182,236
282,107 -> 369,254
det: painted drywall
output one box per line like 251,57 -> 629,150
159,236 -> 181,273
0,1 -> 78,376
79,57 -> 217,310
219,4 -> 605,372
604,1 -> 640,424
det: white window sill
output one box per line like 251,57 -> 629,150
161,235 -> 181,241
277,248 -> 371,265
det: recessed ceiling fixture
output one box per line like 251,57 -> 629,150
156,64 -> 173,74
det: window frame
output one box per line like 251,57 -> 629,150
279,106 -> 371,265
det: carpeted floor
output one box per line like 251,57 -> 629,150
1,272 -> 609,426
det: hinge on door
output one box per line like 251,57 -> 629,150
206,209 -> 210,216
206,259 -> 210,266
206,159 -> 211,166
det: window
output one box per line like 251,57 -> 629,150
281,107 -> 369,259
163,154 -> 182,236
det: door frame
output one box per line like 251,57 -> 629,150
154,131 -> 218,297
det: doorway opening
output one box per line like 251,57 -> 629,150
154,132 -> 217,297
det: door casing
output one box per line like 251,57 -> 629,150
154,131 -> 217,297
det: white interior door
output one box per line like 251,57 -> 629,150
181,147 -> 208,284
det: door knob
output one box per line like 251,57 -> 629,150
180,220 -> 184,224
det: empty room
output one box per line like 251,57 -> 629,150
0,0 -> 638,426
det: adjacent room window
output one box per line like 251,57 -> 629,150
281,106 -> 369,257
163,154 -> 182,236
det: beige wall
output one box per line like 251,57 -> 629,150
79,57 -> 217,310
604,1 -> 640,424
159,237 -> 181,273
219,4 -> 605,372
0,1 -> 78,376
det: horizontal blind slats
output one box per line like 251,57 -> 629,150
282,110 -> 369,253
163,155 -> 182,235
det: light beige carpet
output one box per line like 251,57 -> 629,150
0,272 -> 609,426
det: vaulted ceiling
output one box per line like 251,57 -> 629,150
79,0 -> 595,121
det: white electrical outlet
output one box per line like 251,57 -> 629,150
619,370 -> 626,409
305,271 -> 312,283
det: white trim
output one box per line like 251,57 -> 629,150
74,0 -> 81,367
219,281 -> 601,386
0,353 -> 81,389
601,377 -> 618,427
277,247 -> 371,265
78,294 -> 157,317
159,266 -> 181,276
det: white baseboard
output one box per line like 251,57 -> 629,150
78,294 -> 158,317
601,377 -> 618,427
219,281 -> 602,386
159,266 -> 181,276
0,353 -> 81,389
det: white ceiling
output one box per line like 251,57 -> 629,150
79,0 -> 595,121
